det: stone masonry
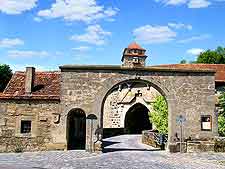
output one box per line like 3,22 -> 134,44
0,42 -> 219,153
0,100 -> 63,152
59,65 -> 217,152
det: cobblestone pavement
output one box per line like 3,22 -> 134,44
0,135 -> 225,169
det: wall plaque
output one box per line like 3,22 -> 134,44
201,115 -> 212,131
53,113 -> 60,124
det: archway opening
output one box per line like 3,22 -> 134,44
67,109 -> 86,150
124,103 -> 152,134
102,80 -> 169,141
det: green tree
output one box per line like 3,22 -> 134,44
218,92 -> 225,136
149,95 -> 168,134
0,64 -> 12,92
180,59 -> 187,64
196,47 -> 225,64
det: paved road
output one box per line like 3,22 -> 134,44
103,134 -> 160,152
0,135 -> 225,169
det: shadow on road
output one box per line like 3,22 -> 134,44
103,148 -> 162,153
102,140 -> 162,153
103,140 -> 121,147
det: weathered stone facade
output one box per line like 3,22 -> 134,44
0,43 -> 221,153
0,100 -> 64,152
59,65 -> 217,152
122,56 -> 146,68
103,83 -> 159,129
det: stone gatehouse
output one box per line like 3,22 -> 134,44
0,42 -> 223,153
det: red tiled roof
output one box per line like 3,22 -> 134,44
122,42 -> 147,61
127,42 -> 145,50
124,53 -> 146,57
0,71 -> 60,100
153,64 -> 225,82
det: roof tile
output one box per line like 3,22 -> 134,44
153,64 -> 225,82
127,42 -> 145,50
0,71 -> 60,100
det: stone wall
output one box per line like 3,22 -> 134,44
122,56 -> 146,68
187,140 -> 215,153
142,130 -> 161,148
0,66 -> 218,153
214,137 -> 225,152
60,66 -> 217,152
103,83 -> 159,128
0,100 -> 64,152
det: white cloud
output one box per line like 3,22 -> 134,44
187,48 -> 205,55
165,0 -> 188,5
0,0 -> 38,14
33,17 -> 42,22
155,0 -> 212,8
133,25 -> 177,44
178,34 -> 211,43
0,38 -> 24,48
70,25 -> 111,45
168,22 -> 192,30
188,0 -> 211,8
37,0 -> 118,23
72,46 -> 91,52
8,50 -> 49,58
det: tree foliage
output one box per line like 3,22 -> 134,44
149,95 -> 168,134
180,59 -> 187,64
218,92 -> 225,136
196,47 -> 225,64
0,64 -> 12,92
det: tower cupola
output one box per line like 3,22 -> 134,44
121,42 -> 147,68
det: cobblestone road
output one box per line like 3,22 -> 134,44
0,135 -> 225,169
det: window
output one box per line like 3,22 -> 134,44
21,120 -> 31,133
201,115 -> 212,131
133,57 -> 139,63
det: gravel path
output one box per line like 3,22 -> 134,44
0,135 -> 225,169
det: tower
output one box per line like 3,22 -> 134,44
121,42 -> 147,68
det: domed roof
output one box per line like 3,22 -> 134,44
127,42 -> 145,50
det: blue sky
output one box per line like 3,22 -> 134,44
0,0 -> 225,71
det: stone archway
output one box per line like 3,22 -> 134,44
99,79 -> 170,152
101,79 -> 168,138
61,66 -> 216,152
124,103 -> 152,134
67,108 -> 86,150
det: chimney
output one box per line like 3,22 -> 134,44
25,67 -> 35,94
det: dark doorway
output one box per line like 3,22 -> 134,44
125,103 -> 152,134
67,109 -> 86,150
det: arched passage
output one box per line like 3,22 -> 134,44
124,103 -> 152,134
100,79 -> 169,126
67,109 -> 86,150
101,79 -> 169,139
